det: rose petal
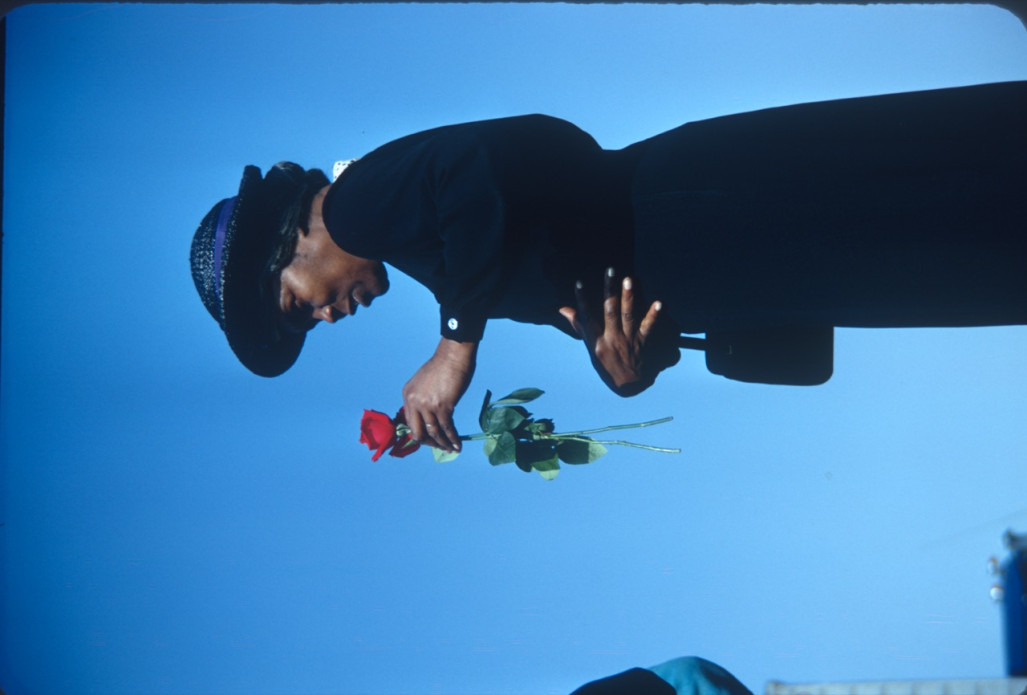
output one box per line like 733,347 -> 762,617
360,409 -> 396,460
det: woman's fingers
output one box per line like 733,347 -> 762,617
566,267 -> 668,394
558,306 -> 584,337
571,267 -> 661,348
601,270 -> 642,341
574,280 -> 590,324
603,266 -> 616,300
572,280 -> 599,345
620,277 -> 636,338
415,411 -> 458,451
422,419 -> 440,448
638,300 -> 662,342
433,415 -> 461,452
403,390 -> 457,451
407,408 -> 428,444
401,339 -> 475,453
602,267 -> 624,342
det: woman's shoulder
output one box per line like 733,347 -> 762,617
322,113 -> 603,253
332,114 -> 600,203
414,112 -> 589,138
359,113 -> 598,163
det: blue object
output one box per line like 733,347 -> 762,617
648,656 -> 754,695
1001,530 -> 1027,676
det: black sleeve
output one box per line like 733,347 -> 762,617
429,135 -> 511,342
323,115 -> 603,343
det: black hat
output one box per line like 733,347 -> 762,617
190,165 -> 307,377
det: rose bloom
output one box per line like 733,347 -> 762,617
359,410 -> 395,461
359,408 -> 421,461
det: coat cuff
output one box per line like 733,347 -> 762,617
439,308 -> 486,342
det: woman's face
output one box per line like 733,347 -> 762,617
273,221 -> 389,335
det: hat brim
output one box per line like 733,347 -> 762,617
220,166 -> 305,377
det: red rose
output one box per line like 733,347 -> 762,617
359,409 -> 395,461
389,407 -> 420,459
359,408 -> 422,461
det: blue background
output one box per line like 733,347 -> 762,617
2,4 -> 1026,693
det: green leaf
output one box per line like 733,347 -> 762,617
478,389 -> 493,431
556,438 -> 608,464
533,454 -> 561,480
492,388 -> 544,406
432,447 -> 460,463
487,432 -> 517,466
485,407 -> 526,435
526,418 -> 555,436
515,441 -> 559,478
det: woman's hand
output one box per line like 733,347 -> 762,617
559,267 -> 665,397
402,338 -> 478,452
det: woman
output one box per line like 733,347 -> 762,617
191,81 -> 1027,453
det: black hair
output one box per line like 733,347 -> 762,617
258,162 -> 331,327
264,162 -> 331,277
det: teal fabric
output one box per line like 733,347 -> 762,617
647,657 -> 753,695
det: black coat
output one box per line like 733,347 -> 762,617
323,82 -> 1027,384
633,80 -> 1027,334
323,113 -> 644,343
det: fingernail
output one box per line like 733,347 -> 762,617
623,277 -> 632,290
654,301 -> 662,311
606,267 -> 615,278
575,280 -> 583,291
